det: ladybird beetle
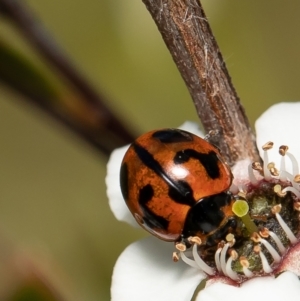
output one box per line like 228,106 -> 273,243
120,128 -> 238,248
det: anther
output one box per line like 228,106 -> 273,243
262,142 -> 274,151
270,168 -> 279,176
279,145 -> 288,156
251,232 -> 261,243
267,162 -> 279,176
259,227 -> 269,238
271,204 -> 282,214
294,174 -> 300,183
175,242 -> 186,252
267,162 -> 275,169
252,162 -> 263,172
188,236 -> 201,245
229,249 -> 238,260
226,233 -> 235,247
269,167 -> 279,176
274,184 -> 287,197
173,252 -> 180,262
240,256 -> 253,278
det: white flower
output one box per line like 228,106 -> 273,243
106,103 -> 300,301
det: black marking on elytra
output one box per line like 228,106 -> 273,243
139,184 -> 154,204
133,143 -> 196,206
174,149 -> 220,179
182,193 -> 235,246
168,180 -> 195,206
120,163 -> 129,202
152,129 -> 193,143
139,184 -> 169,230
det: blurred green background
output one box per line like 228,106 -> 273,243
0,1 -> 300,300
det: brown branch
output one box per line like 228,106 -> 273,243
0,0 -> 136,157
142,0 -> 260,166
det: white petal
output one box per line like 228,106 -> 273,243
106,145 -> 138,227
256,102 -> 300,170
179,121 -> 204,137
111,237 -> 205,301
197,271 -> 300,301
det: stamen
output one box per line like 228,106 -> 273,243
192,243 -> 215,275
262,142 -> 273,180
260,238 -> 281,263
281,186 -> 300,199
214,245 -> 223,273
219,234 -> 235,276
279,170 -> 296,184
259,251 -> 273,273
178,143 -> 300,280
279,146 -> 299,177
286,151 -> 299,176
259,228 -> 285,254
279,145 -> 287,174
248,163 -> 259,185
240,256 -> 253,278
254,245 -> 273,273
268,231 -> 286,254
180,251 -> 199,269
272,205 -> 298,244
225,250 -> 239,281
258,226 -> 281,261
220,242 -> 230,276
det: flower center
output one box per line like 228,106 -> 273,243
174,142 -> 300,283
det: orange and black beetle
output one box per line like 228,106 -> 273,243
120,128 -> 237,247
